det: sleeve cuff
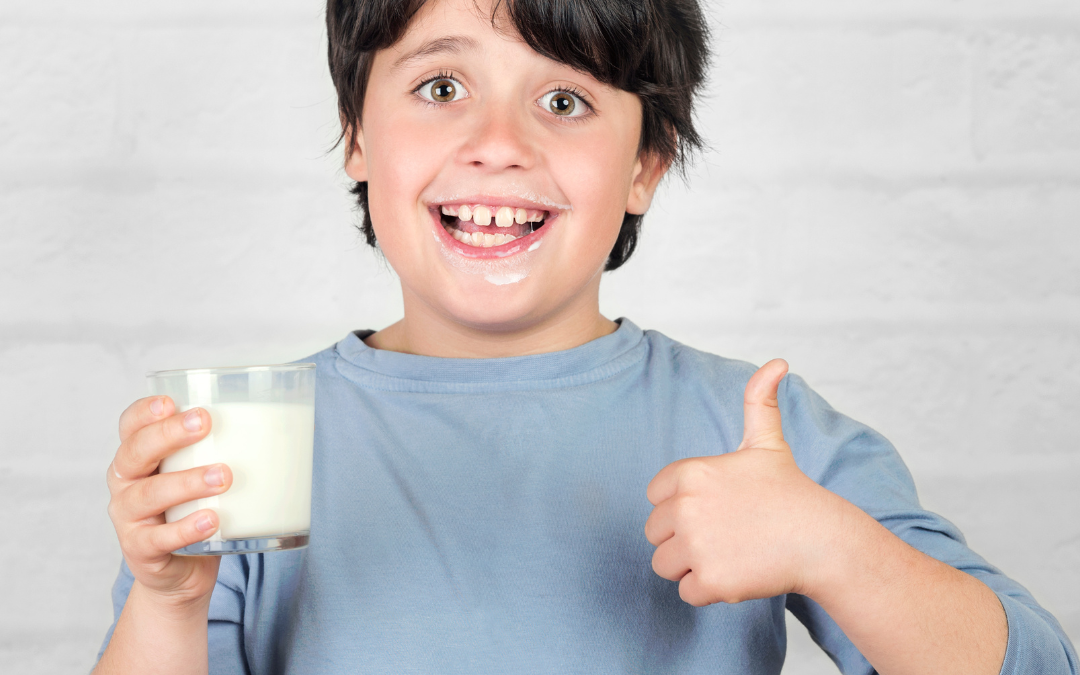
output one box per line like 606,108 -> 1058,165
997,592 -> 1079,675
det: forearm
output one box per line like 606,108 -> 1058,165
93,581 -> 210,675
807,499 -> 1008,675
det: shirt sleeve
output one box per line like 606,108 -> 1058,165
777,373 -> 1079,675
94,557 -> 251,675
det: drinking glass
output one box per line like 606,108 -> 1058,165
147,363 -> 316,555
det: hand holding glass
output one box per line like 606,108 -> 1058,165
147,364 -> 316,555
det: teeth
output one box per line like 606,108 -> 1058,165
495,206 -> 514,228
458,204 -> 472,221
514,208 -> 527,224
472,205 -> 491,226
446,225 -> 520,248
440,205 -> 458,216
527,210 -> 544,223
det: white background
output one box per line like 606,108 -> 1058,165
1,0 -> 1078,672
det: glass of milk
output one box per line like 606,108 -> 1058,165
147,363 -> 316,555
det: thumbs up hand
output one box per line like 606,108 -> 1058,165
644,359 -> 846,606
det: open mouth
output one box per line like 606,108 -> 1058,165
435,203 -> 551,251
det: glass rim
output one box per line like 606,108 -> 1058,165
145,363 -> 316,379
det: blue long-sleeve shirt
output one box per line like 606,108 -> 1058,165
98,319 -> 1077,673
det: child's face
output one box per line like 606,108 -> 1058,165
346,0 -> 665,331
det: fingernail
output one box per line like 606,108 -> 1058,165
196,514 -> 214,532
183,409 -> 202,432
150,398 -> 163,416
204,465 -> 224,487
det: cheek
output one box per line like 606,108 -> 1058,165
363,107 -> 447,245
549,129 -> 638,249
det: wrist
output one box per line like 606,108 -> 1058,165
794,489 -> 890,603
129,581 -> 214,625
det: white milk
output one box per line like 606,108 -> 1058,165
161,401 -> 315,541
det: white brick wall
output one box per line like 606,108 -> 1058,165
1,1 -> 1076,672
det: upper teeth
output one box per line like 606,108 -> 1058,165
440,204 -> 546,227
495,207 -> 513,228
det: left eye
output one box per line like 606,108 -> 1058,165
418,77 -> 467,103
539,90 -> 586,117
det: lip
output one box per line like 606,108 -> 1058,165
427,203 -> 555,259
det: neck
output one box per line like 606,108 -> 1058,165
365,280 -> 618,358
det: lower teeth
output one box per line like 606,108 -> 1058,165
447,228 -> 517,247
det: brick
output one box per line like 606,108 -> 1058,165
703,26 -> 974,171
973,28 -> 1080,158
0,342 -> 131,472
0,27 -> 121,156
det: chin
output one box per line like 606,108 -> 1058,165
432,279 -> 552,333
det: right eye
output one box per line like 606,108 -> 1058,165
418,77 -> 467,103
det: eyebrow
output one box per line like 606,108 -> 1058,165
391,35 -> 481,71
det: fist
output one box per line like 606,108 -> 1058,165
644,359 -> 838,606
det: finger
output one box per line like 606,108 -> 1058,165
134,509 -> 220,558
114,408 -> 210,481
118,396 -> 175,444
644,499 -> 677,547
646,458 -> 687,506
738,359 -> 789,451
677,571 -> 713,607
651,537 -> 691,582
118,464 -> 232,522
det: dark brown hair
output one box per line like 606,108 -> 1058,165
327,0 -> 709,271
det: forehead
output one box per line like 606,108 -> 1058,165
389,0 -> 518,61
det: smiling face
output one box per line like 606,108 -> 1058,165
345,0 -> 667,341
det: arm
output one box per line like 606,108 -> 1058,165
645,360 -> 1076,675
95,581 -> 214,675
801,487 -> 1007,675
92,396 -> 233,675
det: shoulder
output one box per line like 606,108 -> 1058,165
295,334 -> 355,370
640,328 -> 758,394
291,331 -> 370,387
639,327 -> 846,430
638,328 -> 908,484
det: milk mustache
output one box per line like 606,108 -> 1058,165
162,401 -> 315,540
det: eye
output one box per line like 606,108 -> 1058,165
539,90 -> 587,118
418,77 -> 467,103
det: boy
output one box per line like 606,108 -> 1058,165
95,0 -> 1077,672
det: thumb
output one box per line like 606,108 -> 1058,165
738,358 -> 789,451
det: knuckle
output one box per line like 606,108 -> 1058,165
157,415 -> 179,446
141,476 -> 165,513
119,523 -> 147,558
678,460 -> 706,486
143,525 -> 165,554
670,494 -> 695,523
124,434 -> 147,470
106,498 -> 120,524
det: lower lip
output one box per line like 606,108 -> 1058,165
429,208 -> 552,259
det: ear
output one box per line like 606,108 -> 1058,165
343,123 -> 368,183
625,150 -> 671,215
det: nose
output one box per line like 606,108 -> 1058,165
454,100 -> 537,173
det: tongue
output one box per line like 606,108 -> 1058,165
453,219 -> 535,238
